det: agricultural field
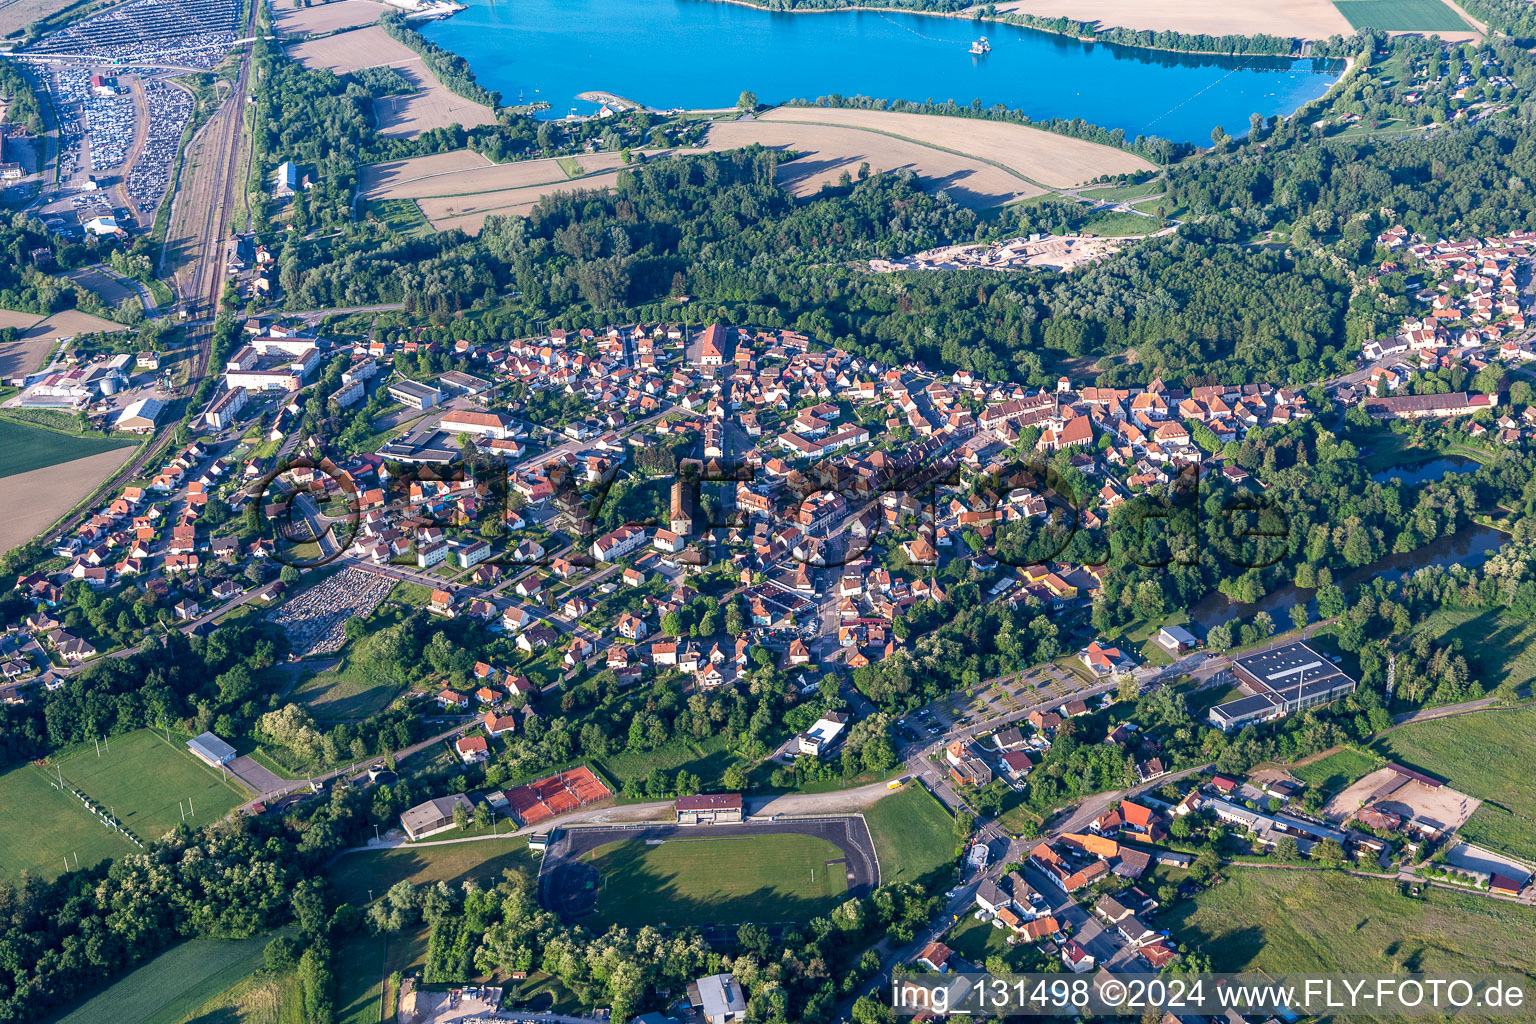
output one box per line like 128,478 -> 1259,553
993,0 -> 1352,37
1372,707 -> 1536,861
0,440 -> 136,556
51,934 -> 272,1024
708,119 -> 1042,209
1167,869 -> 1536,1020
286,26 -> 494,137
0,418 -> 136,479
863,783 -> 956,886
286,24 -> 417,75
371,101 -> 1147,233
421,171 -> 624,234
373,63 -> 497,138
1333,0 -> 1472,31
326,837 -> 537,907
51,729 -> 248,841
0,0 -> 87,37
580,832 -> 849,928
1290,745 -> 1382,799
272,0 -> 383,36
334,927 -> 429,1024
755,106 -> 1156,188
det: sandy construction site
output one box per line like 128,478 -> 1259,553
286,24 -> 495,137
994,0 -> 1353,39
869,232 -> 1135,273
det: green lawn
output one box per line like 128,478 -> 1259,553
945,913 -> 1012,965
326,837 -> 537,908
1333,0 -> 1469,31
1077,181 -> 1162,202
864,783 -> 956,886
1079,209 -> 1162,237
54,729 -> 247,841
49,935 -> 272,1024
1421,607 -> 1536,693
581,832 -> 849,928
1373,706 -> 1536,861
1168,869 -> 1536,1021
1290,746 -> 1382,799
334,927 -> 428,1024
0,417 -> 135,479
362,197 -> 430,234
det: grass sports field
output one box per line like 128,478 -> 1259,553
582,833 -> 848,928
55,729 -> 247,840
1168,870 -> 1536,1021
0,730 -> 247,879
1372,706 -> 1536,861
327,837 -> 537,907
1290,746 -> 1382,799
0,759 -> 131,879
863,784 -> 956,886
1333,0 -> 1470,31
51,934 -> 271,1024
0,417 -> 134,479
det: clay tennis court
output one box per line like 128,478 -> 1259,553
503,766 -> 612,826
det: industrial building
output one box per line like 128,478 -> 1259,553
1208,641 -> 1359,732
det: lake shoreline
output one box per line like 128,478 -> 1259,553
695,0 -> 1335,62
421,0 -> 1342,142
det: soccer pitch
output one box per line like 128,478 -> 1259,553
0,730 -> 248,878
581,832 -> 850,927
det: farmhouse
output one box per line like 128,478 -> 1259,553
400,793 -> 474,840
674,793 -> 744,825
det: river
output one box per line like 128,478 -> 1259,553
419,0 -> 1342,142
1188,524 -> 1509,631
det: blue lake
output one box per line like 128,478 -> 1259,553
420,0 -> 1343,142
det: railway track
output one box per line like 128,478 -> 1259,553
44,8 -> 261,547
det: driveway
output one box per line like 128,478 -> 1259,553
228,755 -> 291,796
